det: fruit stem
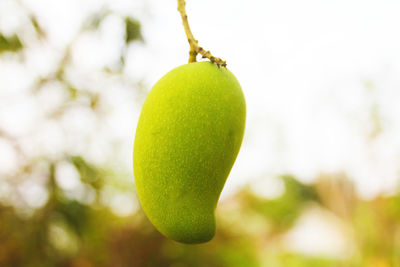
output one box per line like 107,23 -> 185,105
177,0 -> 227,67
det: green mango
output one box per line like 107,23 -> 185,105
133,61 -> 246,244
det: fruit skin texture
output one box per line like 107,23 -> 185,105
133,61 -> 246,244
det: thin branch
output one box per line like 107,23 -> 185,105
177,0 -> 226,67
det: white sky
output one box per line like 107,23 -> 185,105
1,0 -> 400,201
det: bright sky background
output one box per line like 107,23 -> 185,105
1,0 -> 400,202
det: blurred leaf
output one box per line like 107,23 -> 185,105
90,93 -> 100,109
245,175 -> 319,231
278,253 -> 344,267
281,175 -> 319,202
385,194 -> 400,219
29,16 -> 46,38
0,34 -> 23,53
54,200 -> 89,237
68,86 -> 78,100
70,156 -> 103,190
84,10 -> 112,30
125,18 -> 142,43
216,240 -> 259,267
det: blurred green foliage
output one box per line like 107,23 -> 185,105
244,175 -> 319,231
2,170 -> 400,266
0,33 -> 23,54
125,18 -> 143,44
71,156 -> 104,190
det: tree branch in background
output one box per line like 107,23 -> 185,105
177,0 -> 227,67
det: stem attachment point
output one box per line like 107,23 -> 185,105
177,0 -> 227,67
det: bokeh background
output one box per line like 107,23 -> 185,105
1,0 -> 400,266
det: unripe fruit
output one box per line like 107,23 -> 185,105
133,61 -> 246,244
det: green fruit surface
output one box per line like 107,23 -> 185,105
133,61 -> 246,244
